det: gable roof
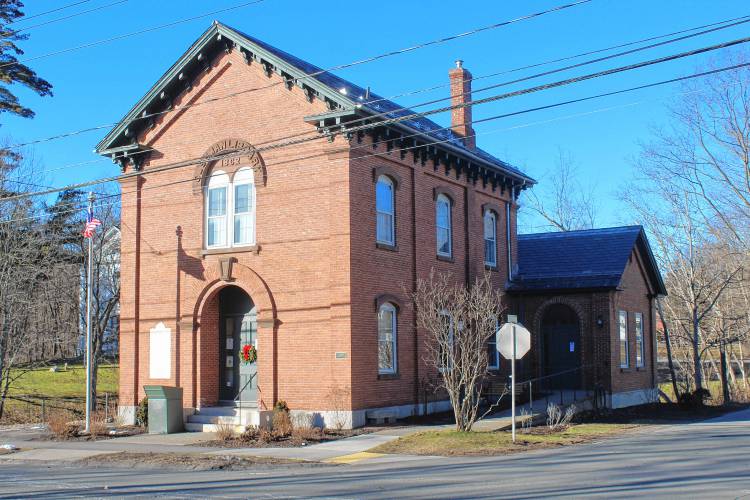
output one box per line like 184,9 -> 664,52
509,226 -> 667,295
94,22 -> 532,184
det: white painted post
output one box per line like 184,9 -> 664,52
84,192 -> 94,434
511,323 -> 516,443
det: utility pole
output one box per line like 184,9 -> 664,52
84,192 -> 94,434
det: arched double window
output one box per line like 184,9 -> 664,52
205,168 -> 255,248
436,194 -> 452,257
377,303 -> 397,374
375,175 -> 395,245
484,210 -> 497,267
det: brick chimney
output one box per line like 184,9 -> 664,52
449,59 -> 476,149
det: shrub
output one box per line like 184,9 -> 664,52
241,425 -> 260,442
678,389 -> 711,408
47,412 -> 79,439
89,412 -> 109,438
258,428 -> 273,444
546,403 -> 576,431
215,421 -> 236,441
274,400 -> 289,413
519,408 -> 532,434
135,397 -> 148,427
292,426 -> 321,443
272,408 -> 293,438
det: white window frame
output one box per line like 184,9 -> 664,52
635,312 -> 644,368
377,303 -> 398,374
487,317 -> 500,369
205,168 -> 256,249
484,210 -> 497,267
375,175 -> 395,245
436,194 -> 452,257
619,310 -> 629,368
206,171 -> 229,248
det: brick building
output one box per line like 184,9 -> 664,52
96,22 -> 666,428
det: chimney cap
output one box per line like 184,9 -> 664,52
455,59 -> 463,69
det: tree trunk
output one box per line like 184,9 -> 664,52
656,298 -> 680,400
720,343 -> 731,404
692,309 -> 703,392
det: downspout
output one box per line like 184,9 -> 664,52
506,191 -> 513,283
411,167 -> 420,414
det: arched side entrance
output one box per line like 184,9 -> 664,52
541,304 -> 582,390
218,286 -> 258,404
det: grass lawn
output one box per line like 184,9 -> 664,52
370,424 -> 635,457
7,364 -> 118,398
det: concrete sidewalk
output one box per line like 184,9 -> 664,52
0,425 -> 409,465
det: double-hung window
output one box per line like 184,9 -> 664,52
206,172 -> 229,248
635,312 -> 644,368
436,194 -> 452,257
487,317 -> 500,369
377,303 -> 397,374
619,310 -> 629,368
205,168 -> 256,249
484,210 -> 497,267
439,311 -> 455,371
375,175 -> 395,245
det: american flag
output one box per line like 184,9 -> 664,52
82,207 -> 101,238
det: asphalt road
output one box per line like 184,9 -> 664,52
1,410 -> 750,499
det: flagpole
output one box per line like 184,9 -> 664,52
84,192 -> 95,434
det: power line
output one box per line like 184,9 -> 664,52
0,0 -> 267,69
12,8 -> 746,154
4,71 -> 743,227
7,0 -> 596,150
9,0 -> 93,25
4,58 -> 749,208
11,0 -> 128,34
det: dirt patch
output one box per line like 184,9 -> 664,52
39,425 -> 145,442
77,452 -> 326,471
200,427 -> 375,449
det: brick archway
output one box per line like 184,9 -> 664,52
190,263 -> 277,409
532,297 -> 589,386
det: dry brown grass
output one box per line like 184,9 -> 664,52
47,411 -> 79,439
214,421 -> 237,441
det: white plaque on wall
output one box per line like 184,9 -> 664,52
149,322 -> 171,379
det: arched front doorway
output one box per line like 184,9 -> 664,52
218,286 -> 258,404
541,304 -> 582,390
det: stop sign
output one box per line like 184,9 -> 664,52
497,322 -> 531,360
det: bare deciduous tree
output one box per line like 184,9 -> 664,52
413,272 -> 505,431
524,149 -> 597,232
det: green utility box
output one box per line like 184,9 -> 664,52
144,385 -> 184,434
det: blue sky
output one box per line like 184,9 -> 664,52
5,0 -> 749,229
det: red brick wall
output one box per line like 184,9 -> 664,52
118,48 -> 354,412
610,248 -> 657,393
347,135 -> 513,410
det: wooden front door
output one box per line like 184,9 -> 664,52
218,286 -> 258,404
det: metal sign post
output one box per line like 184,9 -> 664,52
497,315 -> 531,444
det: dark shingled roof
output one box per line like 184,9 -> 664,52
509,226 -> 666,294
230,26 -> 529,179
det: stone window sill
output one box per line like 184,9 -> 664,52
202,245 -> 260,257
485,264 -> 498,272
376,242 -> 398,252
377,373 -> 399,380
620,367 -> 631,373
436,254 -> 454,263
